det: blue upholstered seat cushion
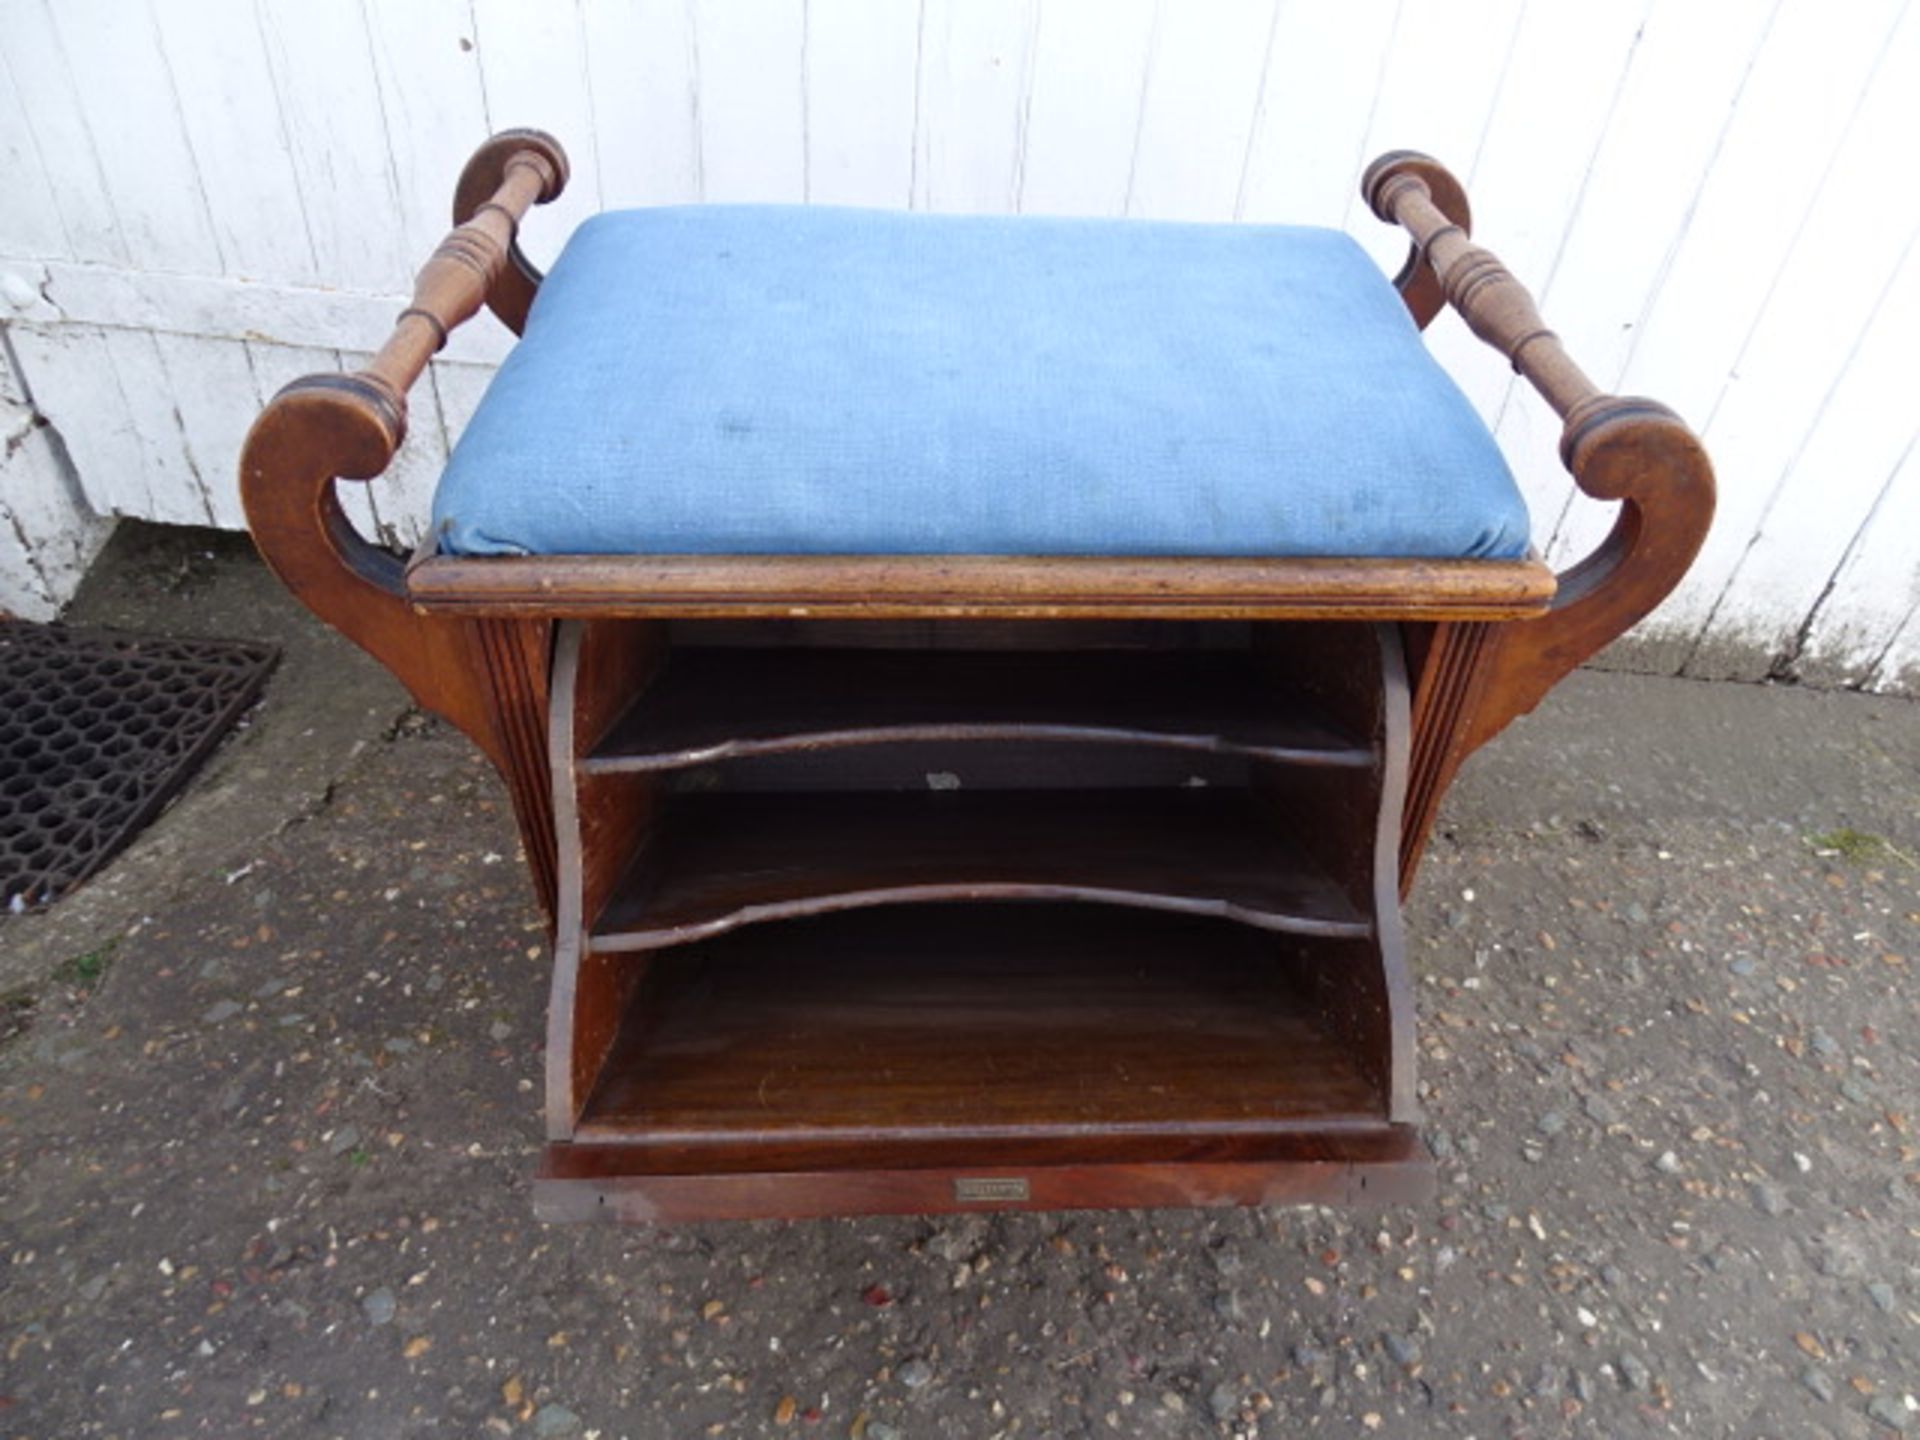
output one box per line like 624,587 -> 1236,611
431,207 -> 1529,560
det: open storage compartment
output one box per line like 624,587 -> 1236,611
535,617 -> 1431,1221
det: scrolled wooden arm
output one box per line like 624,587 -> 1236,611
1363,153 -> 1715,889
241,373 -> 482,737
1363,151 -> 1715,740
238,131 -> 569,918
241,127 -> 566,659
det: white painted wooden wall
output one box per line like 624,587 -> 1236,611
0,0 -> 1915,691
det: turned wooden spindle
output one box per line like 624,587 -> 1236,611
1364,153 -> 1600,419
359,133 -> 566,445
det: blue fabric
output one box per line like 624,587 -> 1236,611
432,206 -> 1529,560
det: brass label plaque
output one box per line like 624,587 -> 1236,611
953,1176 -> 1029,1203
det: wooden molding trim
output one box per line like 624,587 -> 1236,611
404,551 -> 1557,620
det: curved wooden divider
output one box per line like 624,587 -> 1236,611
581,645 -> 1374,772
588,789 -> 1374,951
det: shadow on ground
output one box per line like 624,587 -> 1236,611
2,526 -> 1916,1438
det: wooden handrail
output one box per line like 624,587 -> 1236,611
241,128 -> 566,636
1362,152 -> 1716,886
1365,151 -> 1602,415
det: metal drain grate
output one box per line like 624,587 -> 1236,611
0,622 -> 278,911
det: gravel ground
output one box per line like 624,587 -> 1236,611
1,529 -> 1916,1439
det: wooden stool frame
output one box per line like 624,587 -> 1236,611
240,132 -> 1713,1222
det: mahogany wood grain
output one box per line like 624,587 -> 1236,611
535,1132 -> 1432,1223
404,550 -> 1557,620
576,906 -> 1382,1146
566,619 -> 667,761
473,617 -> 559,910
553,1122 -> 1421,1177
1399,618 -> 1494,892
535,906 -> 1434,1219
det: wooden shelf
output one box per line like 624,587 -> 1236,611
574,905 -> 1387,1159
582,647 -> 1371,773
540,616 -> 1424,1219
591,789 -> 1371,951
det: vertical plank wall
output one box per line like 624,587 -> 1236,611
0,0 -> 1914,692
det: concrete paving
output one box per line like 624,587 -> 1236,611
1,524 -> 1916,1438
